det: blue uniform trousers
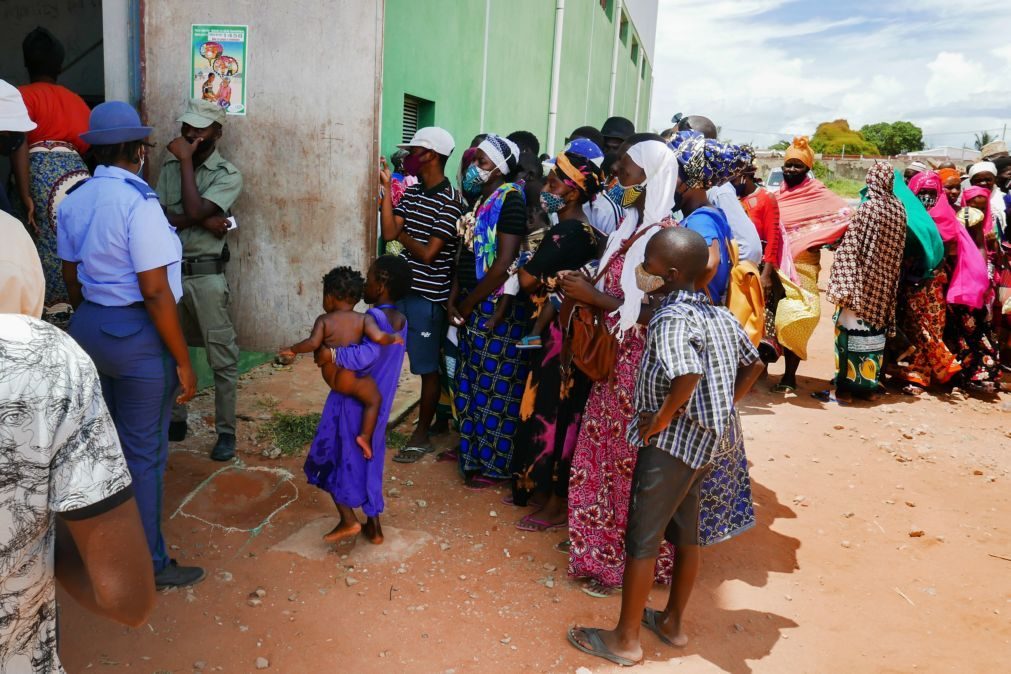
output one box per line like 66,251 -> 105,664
69,301 -> 177,573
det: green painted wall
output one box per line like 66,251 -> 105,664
382,0 -> 654,178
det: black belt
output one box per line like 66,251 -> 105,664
182,257 -> 226,276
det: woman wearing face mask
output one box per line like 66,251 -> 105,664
448,133 -> 531,489
772,136 -> 853,393
559,134 -> 678,594
508,151 -> 605,531
891,172 -> 978,394
56,102 -> 203,589
943,188 -> 1003,392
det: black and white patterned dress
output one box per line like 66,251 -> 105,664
0,315 -> 132,673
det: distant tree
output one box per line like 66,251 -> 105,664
859,121 -> 924,156
768,140 -> 790,151
974,130 -> 996,151
810,119 -> 879,155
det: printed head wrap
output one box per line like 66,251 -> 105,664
785,136 -> 815,168
552,150 -> 604,199
478,134 -> 520,176
668,131 -> 755,190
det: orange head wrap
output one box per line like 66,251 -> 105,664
785,136 -> 815,169
936,167 -> 961,184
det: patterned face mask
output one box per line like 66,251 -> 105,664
634,263 -> 665,293
462,163 -> 492,196
917,192 -> 937,209
606,180 -> 645,208
539,190 -> 566,214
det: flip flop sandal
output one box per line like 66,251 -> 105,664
811,390 -> 849,406
515,515 -> 567,532
641,607 -> 678,647
393,445 -> 433,463
771,383 -> 797,393
566,627 -> 640,667
435,448 -> 459,463
516,335 -> 543,350
581,580 -> 620,598
555,539 -> 571,554
463,475 -> 503,491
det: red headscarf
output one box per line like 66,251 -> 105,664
909,172 -> 989,309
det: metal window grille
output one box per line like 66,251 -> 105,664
402,96 -> 420,143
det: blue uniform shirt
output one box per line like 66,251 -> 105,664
57,165 -> 182,306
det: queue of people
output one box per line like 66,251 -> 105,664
2,26 -> 1010,673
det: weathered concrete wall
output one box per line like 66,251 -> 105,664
143,0 -> 384,351
753,156 -> 917,182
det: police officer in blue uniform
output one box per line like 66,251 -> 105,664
57,101 -> 205,589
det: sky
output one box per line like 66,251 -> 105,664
648,0 -> 1011,151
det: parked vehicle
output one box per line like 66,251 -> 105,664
764,167 -> 784,193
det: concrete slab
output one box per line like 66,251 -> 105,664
172,465 -> 298,532
270,517 -> 432,563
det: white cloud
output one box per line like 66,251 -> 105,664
649,1 -> 1011,149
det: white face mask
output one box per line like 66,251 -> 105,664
135,149 -> 146,177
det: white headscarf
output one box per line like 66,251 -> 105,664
596,140 -> 678,335
968,161 -> 997,178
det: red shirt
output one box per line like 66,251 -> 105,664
740,187 -> 783,266
18,82 -> 91,154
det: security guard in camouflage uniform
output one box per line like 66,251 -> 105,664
157,99 -> 243,461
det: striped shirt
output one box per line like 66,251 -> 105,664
627,290 -> 759,468
394,179 -> 464,303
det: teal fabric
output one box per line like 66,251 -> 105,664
860,169 -> 944,278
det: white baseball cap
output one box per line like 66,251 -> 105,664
397,126 -> 455,157
0,80 -> 37,133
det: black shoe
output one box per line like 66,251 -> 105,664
168,421 -> 188,442
155,560 -> 206,590
210,433 -> 236,461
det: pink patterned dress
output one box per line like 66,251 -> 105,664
567,252 -> 675,587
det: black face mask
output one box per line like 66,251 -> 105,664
782,171 -> 807,188
0,132 -> 25,156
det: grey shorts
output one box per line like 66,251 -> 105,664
397,292 -> 446,375
625,445 -> 711,557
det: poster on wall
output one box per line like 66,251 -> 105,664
191,24 -> 248,115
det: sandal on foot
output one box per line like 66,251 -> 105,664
463,475 -> 503,491
393,445 -> 433,463
515,515 -> 566,532
555,539 -> 571,554
771,383 -> 797,393
435,448 -> 459,463
567,627 -> 640,667
641,607 -> 681,647
581,580 -> 619,598
516,335 -> 543,350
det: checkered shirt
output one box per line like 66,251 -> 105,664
627,289 -> 759,468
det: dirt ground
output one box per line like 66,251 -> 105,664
60,281 -> 1011,674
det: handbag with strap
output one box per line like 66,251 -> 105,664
562,223 -> 661,381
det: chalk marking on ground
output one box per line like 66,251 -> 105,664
171,462 -> 299,535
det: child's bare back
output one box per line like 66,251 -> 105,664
279,266 -> 403,462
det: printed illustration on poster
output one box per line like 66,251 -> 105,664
191,25 -> 248,116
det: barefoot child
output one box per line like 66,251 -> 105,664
567,228 -> 764,666
303,256 -> 411,544
279,265 -> 404,459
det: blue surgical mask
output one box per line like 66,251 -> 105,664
539,190 -> 566,214
462,163 -> 490,197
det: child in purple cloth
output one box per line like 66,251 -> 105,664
279,266 -> 404,460
303,256 -> 411,545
